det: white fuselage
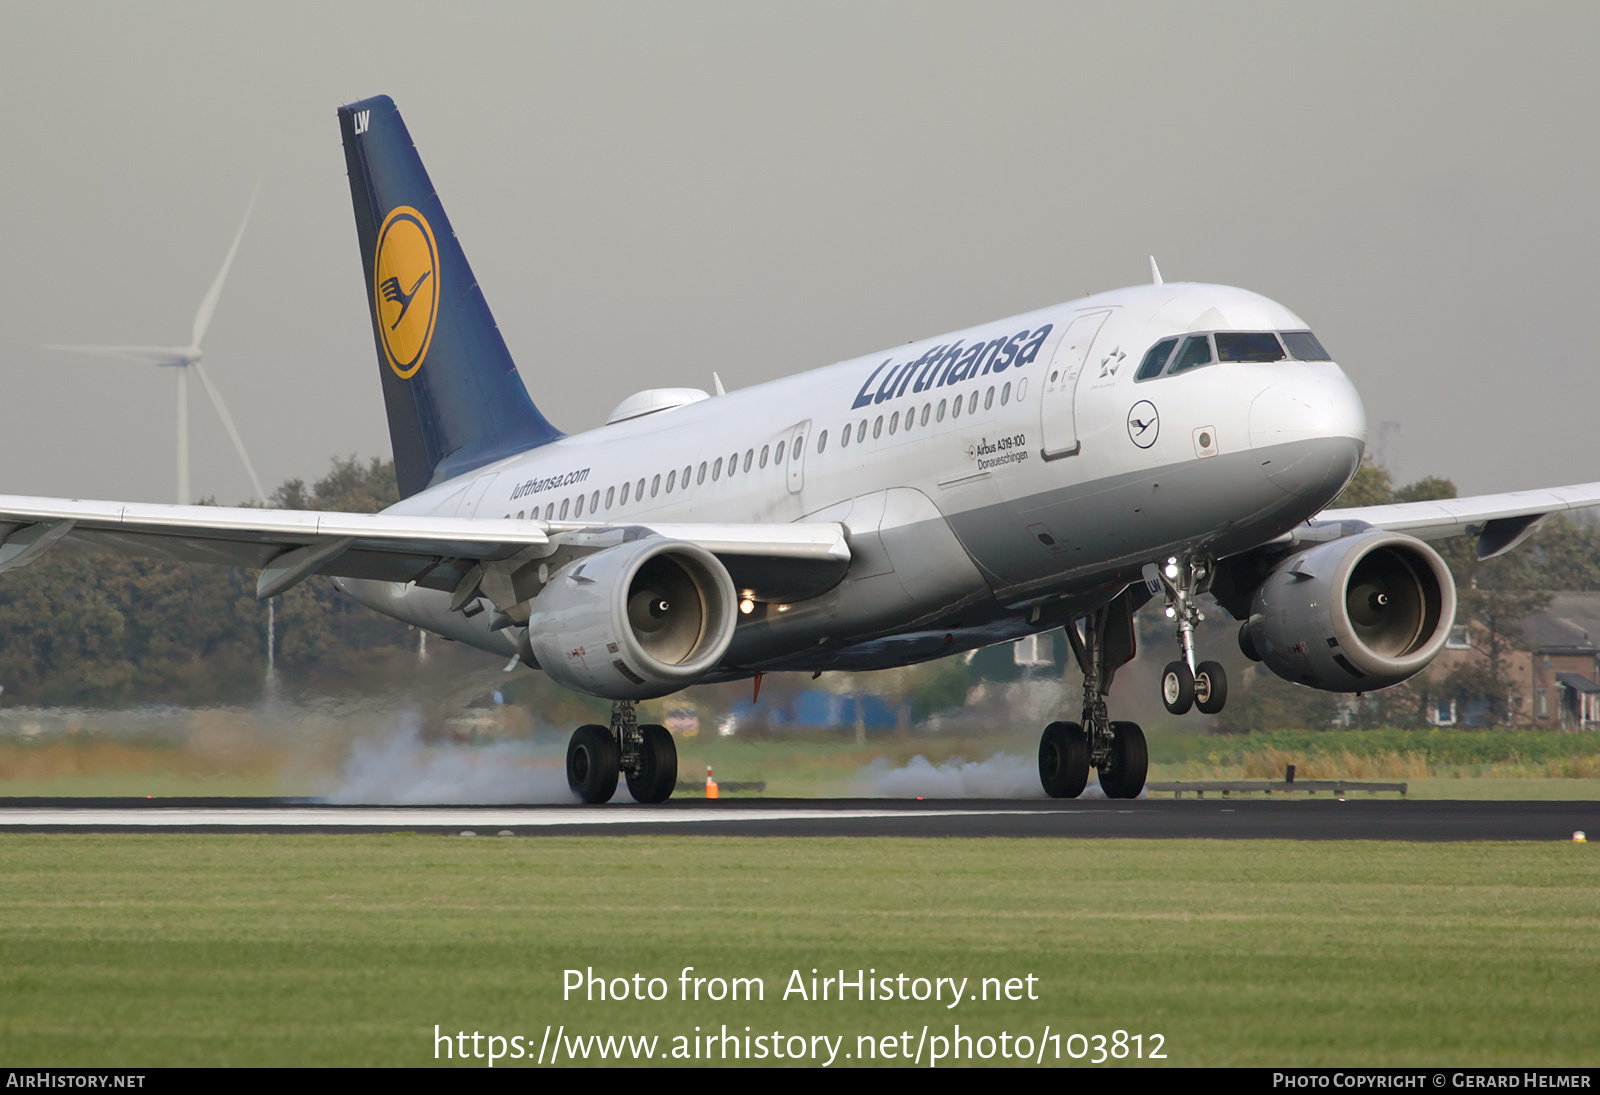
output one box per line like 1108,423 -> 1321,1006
340,281 -> 1367,675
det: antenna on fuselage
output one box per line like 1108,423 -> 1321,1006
1149,256 -> 1163,286
713,372 -> 726,396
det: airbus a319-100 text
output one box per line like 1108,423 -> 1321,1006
13,96 -> 1599,802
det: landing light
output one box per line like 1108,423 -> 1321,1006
1164,563 -> 1179,579
739,598 -> 754,615
1165,606 -> 1176,618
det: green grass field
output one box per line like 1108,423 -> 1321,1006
0,835 -> 1595,1067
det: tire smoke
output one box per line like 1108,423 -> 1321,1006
324,707 -> 585,804
856,752 -> 1121,799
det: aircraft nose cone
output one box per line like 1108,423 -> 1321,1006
1248,368 -> 1367,449
1250,368 -> 1367,500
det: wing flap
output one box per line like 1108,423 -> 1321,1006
0,494 -> 850,600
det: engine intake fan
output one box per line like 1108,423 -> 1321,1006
1244,529 -> 1456,692
524,538 -> 738,699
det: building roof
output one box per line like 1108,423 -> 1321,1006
1556,671 -> 1600,694
1518,592 -> 1600,653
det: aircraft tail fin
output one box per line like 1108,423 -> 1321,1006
337,95 -> 561,499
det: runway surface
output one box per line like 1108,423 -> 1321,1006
0,797 -> 1594,839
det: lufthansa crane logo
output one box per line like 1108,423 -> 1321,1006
1127,400 -> 1159,448
373,206 -> 440,379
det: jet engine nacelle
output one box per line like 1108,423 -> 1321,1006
1243,529 -> 1456,692
524,538 -> 738,700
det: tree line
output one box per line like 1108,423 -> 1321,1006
0,457 -> 421,706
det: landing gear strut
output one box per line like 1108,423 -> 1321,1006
566,700 -> 678,804
1038,586 -> 1148,799
1150,554 -> 1228,716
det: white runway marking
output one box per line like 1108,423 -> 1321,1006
0,806 -> 1068,829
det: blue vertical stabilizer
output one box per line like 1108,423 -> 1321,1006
337,95 -> 561,498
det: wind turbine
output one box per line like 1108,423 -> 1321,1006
48,192 -> 268,506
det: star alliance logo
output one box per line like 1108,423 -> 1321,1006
1098,346 -> 1126,377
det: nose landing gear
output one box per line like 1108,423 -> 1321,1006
1193,660 -> 1228,715
565,700 -> 679,804
1149,555 -> 1228,716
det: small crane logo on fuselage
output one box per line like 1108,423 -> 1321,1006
1127,400 -> 1159,449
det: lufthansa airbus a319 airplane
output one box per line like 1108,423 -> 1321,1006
12,96 -> 1600,803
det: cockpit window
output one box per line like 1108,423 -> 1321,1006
1281,330 -> 1332,361
1215,332 -> 1286,363
1167,334 -> 1213,375
1137,329 -> 1333,381
1135,337 -> 1178,381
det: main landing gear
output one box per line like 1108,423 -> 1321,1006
1038,586 -> 1149,799
1149,554 -> 1228,717
566,700 -> 678,804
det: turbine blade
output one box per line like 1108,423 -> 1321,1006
46,344 -> 188,366
190,185 -> 258,350
191,360 -> 268,504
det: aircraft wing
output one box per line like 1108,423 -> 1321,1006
0,494 -> 850,602
1319,480 -> 1600,559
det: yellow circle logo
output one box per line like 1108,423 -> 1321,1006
373,206 -> 440,379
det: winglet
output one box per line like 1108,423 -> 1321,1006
1149,256 -> 1163,286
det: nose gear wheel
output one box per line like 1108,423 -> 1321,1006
1149,553 -> 1228,716
1161,661 -> 1195,714
1194,660 -> 1228,715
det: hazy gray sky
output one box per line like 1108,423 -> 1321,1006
2,2 -> 1596,505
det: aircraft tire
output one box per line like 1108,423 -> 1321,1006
1195,661 -> 1228,715
1038,720 -> 1089,799
1161,661 -> 1195,715
1098,721 -> 1148,799
567,724 -> 619,804
626,724 -> 678,804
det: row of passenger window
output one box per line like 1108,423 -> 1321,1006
508,440 -> 796,522
833,377 -> 1029,449
1134,330 -> 1332,382
511,377 -> 1030,522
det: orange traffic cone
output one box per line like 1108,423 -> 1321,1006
705,765 -> 719,800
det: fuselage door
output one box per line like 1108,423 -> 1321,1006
1039,310 -> 1112,459
786,420 -> 811,494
